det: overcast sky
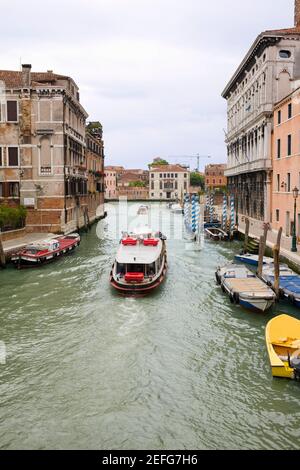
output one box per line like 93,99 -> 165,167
0,0 -> 295,170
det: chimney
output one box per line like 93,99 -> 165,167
22,64 -> 32,88
295,0 -> 300,28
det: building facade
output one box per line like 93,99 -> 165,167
104,166 -> 124,199
272,88 -> 300,239
222,1 -> 300,224
149,165 -> 189,200
117,170 -> 149,200
0,64 -> 106,233
205,164 -> 227,190
86,122 -> 105,223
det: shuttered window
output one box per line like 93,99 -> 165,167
8,147 -> 19,166
7,101 -> 18,122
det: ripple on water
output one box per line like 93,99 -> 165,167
1,205 -> 300,450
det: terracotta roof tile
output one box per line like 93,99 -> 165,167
0,70 -> 70,88
150,164 -> 188,172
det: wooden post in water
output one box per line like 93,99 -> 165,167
0,230 -> 6,268
244,218 -> 250,254
273,245 -> 280,300
257,235 -> 265,278
276,227 -> 283,254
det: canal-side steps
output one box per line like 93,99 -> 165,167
215,263 -> 276,312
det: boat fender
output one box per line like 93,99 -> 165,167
229,292 -> 235,303
233,292 -> 239,304
215,272 -> 221,285
221,283 -> 226,293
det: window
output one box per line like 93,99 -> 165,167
151,173 -> 154,178
175,174 -> 178,178
8,147 -> 19,166
7,101 -> 18,122
276,209 -> 280,222
160,174 -> 162,178
288,134 -> 292,156
278,110 -> 281,124
0,147 -> 2,166
9,182 -> 19,198
151,181 -> 154,190
279,50 -> 291,59
219,179 -> 222,184
287,173 -> 291,192
0,183 -> 3,197
277,139 -> 281,159
288,103 -> 292,119
277,174 -> 280,192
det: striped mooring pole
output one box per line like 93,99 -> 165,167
230,194 -> 235,236
222,194 -> 227,231
184,194 -> 191,231
191,195 -> 199,233
210,193 -> 214,223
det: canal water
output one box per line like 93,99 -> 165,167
0,202 -> 300,450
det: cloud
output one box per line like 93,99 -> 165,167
0,0 -> 295,168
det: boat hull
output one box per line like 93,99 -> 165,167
110,261 -> 167,295
11,240 -> 80,268
265,314 -> 300,380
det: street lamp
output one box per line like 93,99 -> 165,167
291,186 -> 299,252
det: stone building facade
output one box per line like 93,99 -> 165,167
0,64 -> 106,233
205,164 -> 227,190
222,0 -> 300,224
86,122 -> 105,223
149,165 -> 189,200
104,166 -> 124,200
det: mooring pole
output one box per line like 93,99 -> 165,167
273,245 -> 280,300
257,235 -> 265,278
0,229 -> 6,268
244,218 -> 250,254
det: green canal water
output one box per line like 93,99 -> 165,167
0,202 -> 300,450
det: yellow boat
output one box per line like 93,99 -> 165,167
266,314 -> 300,380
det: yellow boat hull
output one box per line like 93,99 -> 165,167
266,314 -> 300,380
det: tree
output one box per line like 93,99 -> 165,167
128,181 -> 146,188
148,157 -> 169,168
190,172 -> 205,190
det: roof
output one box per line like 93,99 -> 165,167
0,70 -> 71,88
222,27 -> 300,98
150,164 -> 187,173
116,239 -> 162,264
105,166 -> 124,172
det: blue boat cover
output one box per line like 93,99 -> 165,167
267,275 -> 300,295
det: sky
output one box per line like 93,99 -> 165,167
0,0 -> 295,170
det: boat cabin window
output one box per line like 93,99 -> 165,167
116,263 -> 126,275
127,264 -> 144,273
146,263 -> 156,277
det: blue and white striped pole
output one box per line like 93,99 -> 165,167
222,194 -> 227,231
210,193 -> 214,223
184,194 -> 190,231
191,195 -> 197,232
230,194 -> 235,236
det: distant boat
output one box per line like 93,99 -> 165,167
216,263 -> 276,312
137,205 -> 149,215
261,263 -> 300,307
205,227 -> 228,241
11,233 -> 80,268
170,203 -> 183,214
235,253 -> 274,266
110,225 -> 167,295
266,314 -> 300,380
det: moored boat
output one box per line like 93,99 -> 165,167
170,203 -> 183,214
110,225 -> 167,295
137,205 -> 149,215
266,314 -> 300,380
216,264 -> 276,312
234,253 -> 274,266
11,233 -> 80,268
205,227 -> 228,241
261,263 -> 300,307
